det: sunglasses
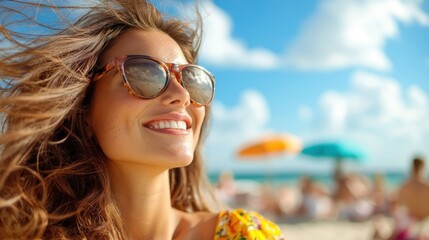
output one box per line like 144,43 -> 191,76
92,55 -> 215,106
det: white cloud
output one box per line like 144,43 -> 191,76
182,1 -> 429,72
320,91 -> 349,131
197,2 -> 279,69
204,90 -> 274,171
284,0 -> 429,71
207,89 -> 270,144
307,71 -> 429,169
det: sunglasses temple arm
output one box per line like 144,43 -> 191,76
92,59 -> 117,81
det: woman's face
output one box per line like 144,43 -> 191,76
87,29 -> 205,168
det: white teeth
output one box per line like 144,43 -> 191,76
148,120 -> 187,130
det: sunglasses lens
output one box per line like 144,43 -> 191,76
123,58 -> 167,98
181,66 -> 214,105
122,56 -> 214,105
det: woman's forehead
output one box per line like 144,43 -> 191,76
100,29 -> 188,65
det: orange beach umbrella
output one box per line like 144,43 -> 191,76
237,134 -> 302,159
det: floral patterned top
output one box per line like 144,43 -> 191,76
214,209 -> 285,240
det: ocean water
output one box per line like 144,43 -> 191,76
208,171 -> 407,190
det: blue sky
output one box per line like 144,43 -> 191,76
6,0 -> 428,175
194,0 -> 429,174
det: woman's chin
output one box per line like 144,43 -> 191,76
168,154 -> 194,168
150,151 -> 194,168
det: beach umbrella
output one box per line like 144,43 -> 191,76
237,134 -> 302,159
301,140 -> 367,178
301,141 -> 366,160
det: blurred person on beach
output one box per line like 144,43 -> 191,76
274,185 -> 301,219
334,173 -> 374,221
371,173 -> 391,216
215,171 -> 237,207
0,1 -> 285,239
394,157 -> 429,220
373,156 -> 429,240
245,184 -> 277,218
295,176 -> 335,220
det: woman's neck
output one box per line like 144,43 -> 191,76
107,161 -> 179,239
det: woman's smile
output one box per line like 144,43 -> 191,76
144,112 -> 192,135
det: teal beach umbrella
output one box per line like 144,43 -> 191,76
301,141 -> 366,161
301,140 -> 367,178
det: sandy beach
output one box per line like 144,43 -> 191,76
280,220 -> 376,240
279,217 -> 429,240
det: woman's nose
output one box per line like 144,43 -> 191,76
159,72 -> 191,107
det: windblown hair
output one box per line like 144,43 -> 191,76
0,0 -> 217,239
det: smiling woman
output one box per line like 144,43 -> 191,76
0,0 -> 284,239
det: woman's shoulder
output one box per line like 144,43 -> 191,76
214,208 -> 285,240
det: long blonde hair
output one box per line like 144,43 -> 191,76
0,0 -> 217,239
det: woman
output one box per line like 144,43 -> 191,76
0,0 -> 284,239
